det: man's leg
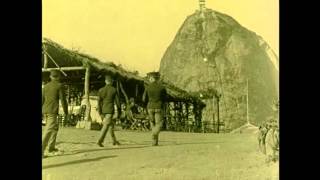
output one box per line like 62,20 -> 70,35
42,114 -> 57,156
153,109 -> 163,146
97,114 -> 113,146
109,118 -> 120,145
148,109 -> 157,145
48,114 -> 59,152
148,109 -> 155,130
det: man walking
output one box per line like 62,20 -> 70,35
143,72 -> 167,146
42,70 -> 68,158
97,75 -> 121,147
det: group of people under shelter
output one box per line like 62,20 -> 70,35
42,70 -> 166,158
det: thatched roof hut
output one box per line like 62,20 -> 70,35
42,38 -> 204,131
42,38 -> 202,103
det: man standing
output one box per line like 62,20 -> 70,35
97,75 -> 121,147
42,70 -> 68,158
143,72 -> 167,146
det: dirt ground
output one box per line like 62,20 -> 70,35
42,127 -> 278,180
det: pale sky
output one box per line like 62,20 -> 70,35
43,0 -> 279,76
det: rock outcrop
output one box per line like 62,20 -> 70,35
159,9 -> 279,130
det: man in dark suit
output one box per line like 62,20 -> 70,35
42,70 -> 68,158
143,72 -> 167,146
97,75 -> 121,147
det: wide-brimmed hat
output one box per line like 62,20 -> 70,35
147,72 -> 160,79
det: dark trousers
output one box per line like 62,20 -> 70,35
97,114 -> 117,144
42,114 -> 59,155
148,109 -> 163,145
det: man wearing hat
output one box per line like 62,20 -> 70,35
42,70 -> 68,158
96,75 -> 121,147
143,72 -> 167,146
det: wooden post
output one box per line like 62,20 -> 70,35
246,78 -> 249,124
43,45 -> 48,69
174,102 -> 177,131
43,51 -> 68,77
42,66 -> 86,72
116,80 -> 120,97
119,81 -> 129,104
84,65 -> 91,122
186,103 -> 190,133
212,96 -> 215,132
68,85 -> 70,103
216,96 -> 220,133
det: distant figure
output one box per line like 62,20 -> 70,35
143,72 -> 167,146
127,97 -> 139,115
96,75 -> 121,147
258,117 -> 279,163
42,70 -> 68,158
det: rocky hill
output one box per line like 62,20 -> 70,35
159,9 -> 279,130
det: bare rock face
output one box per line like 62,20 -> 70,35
159,9 -> 279,130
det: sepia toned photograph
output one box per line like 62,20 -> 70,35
42,0 -> 279,179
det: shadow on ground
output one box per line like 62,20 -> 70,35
154,141 -> 225,146
58,145 -> 150,157
42,155 -> 117,169
56,141 -> 96,146
55,140 -> 224,157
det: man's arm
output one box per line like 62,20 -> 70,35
97,90 -> 103,115
161,87 -> 167,109
142,88 -> 147,103
59,85 -> 68,115
97,96 -> 102,115
162,87 -> 167,103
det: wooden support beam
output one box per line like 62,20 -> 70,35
116,80 -> 120,95
42,67 -> 86,72
216,96 -> 220,133
212,96 -> 215,131
84,65 -> 91,122
67,85 -> 70,103
186,103 -> 189,120
42,50 -> 68,76
43,45 -> 48,68
119,81 -> 129,104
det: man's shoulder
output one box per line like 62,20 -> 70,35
159,82 -> 165,88
44,81 -> 63,88
107,85 -> 116,92
98,86 -> 105,94
111,86 -> 117,94
51,80 -> 63,86
99,85 -> 116,93
98,86 -> 105,91
156,82 -> 165,89
147,82 -> 163,90
56,82 -> 66,90
43,82 -> 50,89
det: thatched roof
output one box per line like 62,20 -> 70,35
42,38 -> 203,104
42,38 -> 144,81
162,81 -> 202,103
